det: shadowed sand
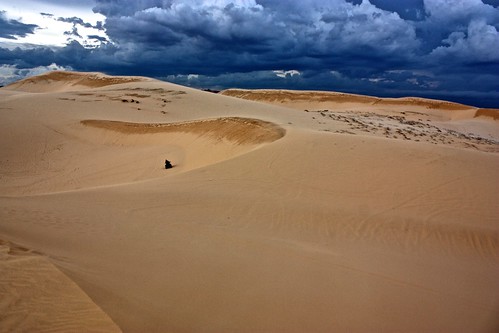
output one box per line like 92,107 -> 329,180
81,117 -> 285,145
475,108 -> 499,120
1,71 -> 498,332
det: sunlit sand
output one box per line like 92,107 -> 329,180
1,71 -> 498,332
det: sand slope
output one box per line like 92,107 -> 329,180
0,240 -> 121,333
1,71 -> 498,332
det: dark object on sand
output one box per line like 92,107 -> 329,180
165,159 -> 173,169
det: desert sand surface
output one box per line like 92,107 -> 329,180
1,71 -> 498,332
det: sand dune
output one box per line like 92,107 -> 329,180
222,88 -> 499,150
4,71 -> 150,93
221,88 -> 474,111
1,71 -> 498,332
475,108 -> 499,120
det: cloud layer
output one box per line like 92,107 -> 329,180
0,11 -> 38,40
1,0 -> 498,107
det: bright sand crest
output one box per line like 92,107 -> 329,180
1,71 -> 498,332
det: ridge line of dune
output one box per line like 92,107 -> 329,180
81,117 -> 286,145
221,88 -> 475,111
3,71 -> 150,92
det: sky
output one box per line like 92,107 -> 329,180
0,0 -> 498,107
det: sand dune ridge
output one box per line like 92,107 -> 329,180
221,88 -> 474,111
4,71 -> 149,93
81,117 -> 286,145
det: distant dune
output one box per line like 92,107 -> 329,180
1,71 -> 498,332
4,71 -> 151,93
221,88 -> 474,110
475,108 -> 499,120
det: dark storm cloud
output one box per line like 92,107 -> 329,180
93,0 -> 420,76
0,40 -> 117,73
57,16 -> 105,30
2,0 -> 499,107
482,0 -> 499,8
58,16 -> 93,28
64,26 -> 82,38
0,11 -> 38,40
87,35 -> 108,42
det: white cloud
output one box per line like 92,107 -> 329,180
0,1 -> 106,47
0,63 -> 72,86
424,0 -> 498,21
329,71 -> 343,78
273,70 -> 301,78
430,20 -> 499,62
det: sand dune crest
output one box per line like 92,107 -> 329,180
221,88 -> 474,111
81,117 -> 286,145
4,71 -> 149,93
